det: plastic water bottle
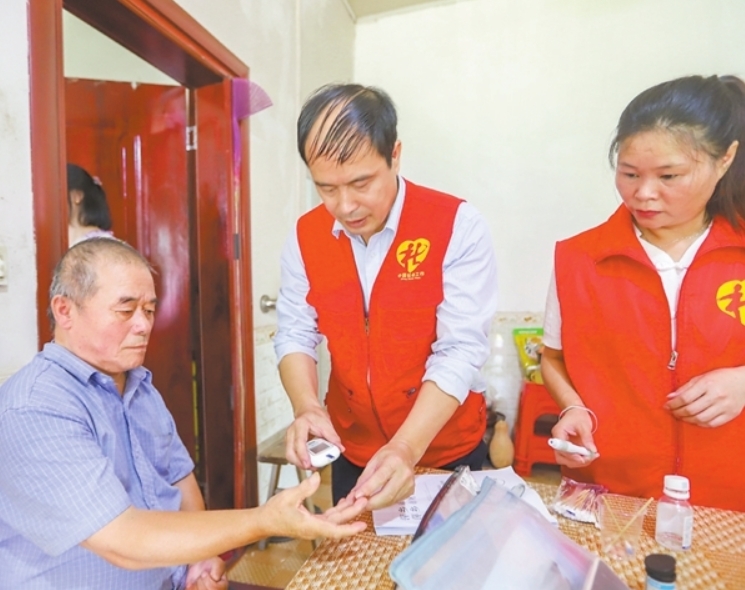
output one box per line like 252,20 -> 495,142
654,475 -> 693,551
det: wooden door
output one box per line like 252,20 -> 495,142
191,81 -> 237,509
32,0 -> 256,510
65,78 -> 201,474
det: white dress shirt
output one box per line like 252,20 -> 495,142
274,177 -> 499,404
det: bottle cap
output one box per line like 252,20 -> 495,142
663,475 -> 690,500
645,554 -> 676,582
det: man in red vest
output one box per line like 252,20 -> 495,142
275,84 -> 498,509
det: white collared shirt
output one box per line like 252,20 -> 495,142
274,177 -> 499,403
543,226 -> 711,349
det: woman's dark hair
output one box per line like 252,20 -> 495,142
609,75 -> 745,229
67,163 -> 113,230
297,84 -> 398,167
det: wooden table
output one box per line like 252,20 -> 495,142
286,482 -> 745,590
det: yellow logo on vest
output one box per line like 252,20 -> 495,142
396,238 -> 430,280
716,280 -> 745,325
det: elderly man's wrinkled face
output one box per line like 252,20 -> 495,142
65,260 -> 156,384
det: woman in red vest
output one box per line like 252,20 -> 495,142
542,75 -> 745,511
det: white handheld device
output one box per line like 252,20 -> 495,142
548,438 -> 597,458
306,438 -> 341,469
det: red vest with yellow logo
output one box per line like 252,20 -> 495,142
297,181 -> 486,467
556,205 -> 745,510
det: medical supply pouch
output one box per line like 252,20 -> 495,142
390,478 -> 629,590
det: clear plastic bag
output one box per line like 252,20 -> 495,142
412,465 -> 479,541
390,478 -> 629,590
551,477 -> 607,525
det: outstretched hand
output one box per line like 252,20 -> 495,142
263,472 -> 367,541
665,366 -> 745,427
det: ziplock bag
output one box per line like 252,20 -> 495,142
390,478 -> 629,590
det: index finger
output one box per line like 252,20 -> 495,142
323,495 -> 368,524
191,574 -> 225,590
314,518 -> 367,540
351,461 -> 390,501
666,381 -> 705,410
312,425 -> 346,454
364,479 -> 404,511
285,421 -> 311,468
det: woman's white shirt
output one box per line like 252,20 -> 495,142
543,225 -> 711,350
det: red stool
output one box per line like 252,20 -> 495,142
513,381 -> 561,476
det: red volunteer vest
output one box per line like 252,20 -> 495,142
297,181 -> 486,467
556,206 -> 745,510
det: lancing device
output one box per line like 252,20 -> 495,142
548,438 -> 597,458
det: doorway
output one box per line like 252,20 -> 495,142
29,0 -> 257,510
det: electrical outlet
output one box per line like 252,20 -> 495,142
0,243 -> 8,287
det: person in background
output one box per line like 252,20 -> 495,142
542,75 -> 745,511
67,163 -> 115,246
0,238 -> 366,590
275,84 -> 499,510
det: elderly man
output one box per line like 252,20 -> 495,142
0,238 -> 365,590
275,84 -> 499,510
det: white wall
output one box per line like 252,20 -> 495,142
9,0 -> 744,496
355,0 -> 745,313
0,2 -> 37,384
63,12 -> 178,84
169,0 -> 355,500
300,0 -> 356,100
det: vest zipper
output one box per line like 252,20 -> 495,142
667,349 -> 681,471
363,302 -> 387,441
670,258 -> 692,477
670,251 -> 704,476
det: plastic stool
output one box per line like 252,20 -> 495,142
256,428 -> 318,550
513,381 -> 561,476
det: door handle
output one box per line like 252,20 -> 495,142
260,294 -> 277,313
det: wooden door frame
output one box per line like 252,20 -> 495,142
28,0 -> 257,509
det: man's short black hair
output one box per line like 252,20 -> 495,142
297,84 -> 398,167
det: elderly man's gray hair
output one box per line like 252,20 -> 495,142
48,238 -> 153,327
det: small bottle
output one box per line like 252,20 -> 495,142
645,554 -> 676,590
655,475 -> 693,551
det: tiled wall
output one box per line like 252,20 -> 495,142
252,312 -> 543,504
253,325 -> 296,505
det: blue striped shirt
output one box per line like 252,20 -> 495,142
274,177 -> 499,403
0,343 -> 194,589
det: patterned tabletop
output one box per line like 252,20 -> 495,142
286,481 -> 745,590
